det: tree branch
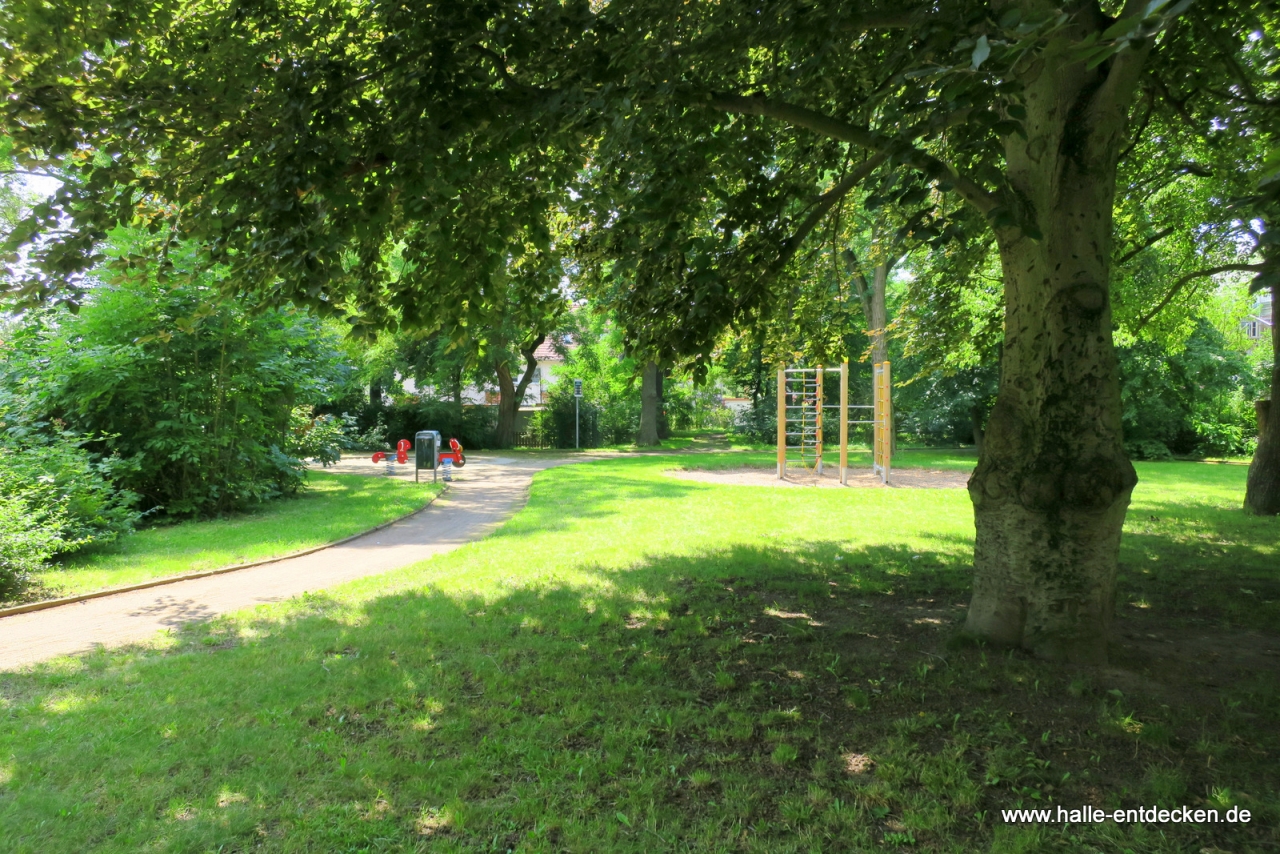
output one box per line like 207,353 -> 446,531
1132,263 -> 1267,332
1116,227 -> 1174,266
1116,85 -> 1154,163
514,333 -> 547,402
773,152 -> 889,272
704,94 -> 999,215
470,44 -> 544,96
840,247 -> 874,321
836,10 -> 924,30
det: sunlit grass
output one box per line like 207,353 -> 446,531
31,472 -> 443,600
1,452 -> 1275,852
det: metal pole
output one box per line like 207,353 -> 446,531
575,397 -> 580,449
776,368 -> 785,478
839,360 -> 848,485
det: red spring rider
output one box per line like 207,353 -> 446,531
438,438 -> 466,467
371,438 -> 412,465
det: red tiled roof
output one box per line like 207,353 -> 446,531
532,337 -> 573,361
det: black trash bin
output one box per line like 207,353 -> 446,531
415,430 -> 441,482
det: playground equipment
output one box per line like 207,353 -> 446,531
371,438 -> 412,474
439,438 -> 466,468
775,361 -> 892,485
372,435 -> 466,482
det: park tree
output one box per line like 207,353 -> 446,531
3,0 -> 1277,662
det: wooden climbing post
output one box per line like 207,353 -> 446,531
776,367 -> 786,478
873,360 -> 892,484
815,365 -> 824,476
839,360 -> 849,485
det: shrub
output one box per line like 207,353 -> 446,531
343,398 -> 499,451
1,347 -> 140,548
1124,439 -> 1174,461
10,272 -> 352,517
286,407 -> 348,466
0,441 -> 140,548
537,384 -> 602,448
734,395 -> 777,445
0,494 -> 72,602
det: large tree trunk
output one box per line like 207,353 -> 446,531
494,336 -> 545,449
964,45 -> 1143,664
637,360 -> 662,446
869,262 -> 889,366
1245,282 -> 1279,514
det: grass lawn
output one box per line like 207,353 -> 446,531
30,472 -> 444,601
1,454 -> 1277,852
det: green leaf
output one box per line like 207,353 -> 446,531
971,35 -> 991,71
1102,15 -> 1143,41
1085,44 -> 1120,70
998,8 -> 1022,29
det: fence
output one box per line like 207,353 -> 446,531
512,431 -> 553,449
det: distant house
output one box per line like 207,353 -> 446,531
1243,290 -> 1273,341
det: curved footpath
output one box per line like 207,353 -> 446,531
0,455 -> 567,671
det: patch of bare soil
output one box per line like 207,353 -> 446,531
667,464 -> 970,489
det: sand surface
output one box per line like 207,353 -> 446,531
666,465 -> 970,489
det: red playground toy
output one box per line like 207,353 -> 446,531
371,438 -> 465,468
439,438 -> 466,468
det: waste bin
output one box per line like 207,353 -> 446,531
415,431 -> 441,483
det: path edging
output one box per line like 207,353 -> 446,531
0,485 -> 449,619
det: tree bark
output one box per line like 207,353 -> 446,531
369,380 -> 383,407
638,360 -> 662,446
1244,282 -> 1279,514
869,262 -> 889,366
494,336 -> 545,449
964,45 -> 1143,664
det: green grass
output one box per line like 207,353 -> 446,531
31,472 -> 444,600
1,454 -> 1277,852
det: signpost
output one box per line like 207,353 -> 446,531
573,379 -> 583,449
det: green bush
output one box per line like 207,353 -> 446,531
356,399 -> 497,451
733,395 -> 777,445
1119,321 -> 1264,457
4,262 -> 352,517
286,407 -> 348,466
537,383 -> 602,448
0,494 -> 71,602
0,441 -> 140,548
1124,439 -> 1174,461
1,329 -> 141,547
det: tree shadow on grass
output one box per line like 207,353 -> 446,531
2,538 -> 1276,854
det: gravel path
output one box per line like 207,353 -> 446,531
0,455 -> 566,670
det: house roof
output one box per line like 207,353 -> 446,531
533,336 -> 574,362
